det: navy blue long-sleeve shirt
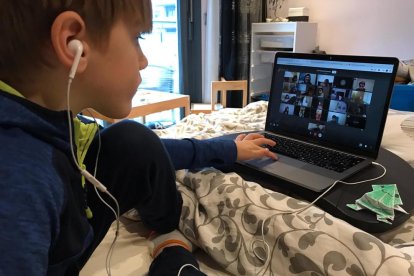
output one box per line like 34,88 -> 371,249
162,137 -> 237,170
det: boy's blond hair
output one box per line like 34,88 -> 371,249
0,0 -> 152,81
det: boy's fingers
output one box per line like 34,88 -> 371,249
251,137 -> 276,147
259,147 -> 278,160
266,148 -> 278,160
235,134 -> 247,141
243,133 -> 264,140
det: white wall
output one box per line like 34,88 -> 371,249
276,0 -> 414,60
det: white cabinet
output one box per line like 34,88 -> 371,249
250,22 -> 317,100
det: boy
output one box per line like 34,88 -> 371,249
0,1 -> 276,275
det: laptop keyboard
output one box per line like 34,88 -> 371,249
264,133 -> 364,173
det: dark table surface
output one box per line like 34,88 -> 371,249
220,146 -> 414,233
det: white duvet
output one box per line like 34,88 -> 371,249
82,101 -> 414,275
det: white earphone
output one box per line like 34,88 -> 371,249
65,38 -> 119,275
67,40 -> 107,192
68,39 -> 83,80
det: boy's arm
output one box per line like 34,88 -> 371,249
162,133 -> 277,170
162,138 -> 237,170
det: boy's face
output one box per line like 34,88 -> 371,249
81,19 -> 148,119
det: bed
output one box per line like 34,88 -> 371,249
80,100 -> 414,276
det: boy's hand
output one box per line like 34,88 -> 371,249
234,133 -> 278,161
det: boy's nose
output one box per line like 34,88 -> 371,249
138,47 -> 148,71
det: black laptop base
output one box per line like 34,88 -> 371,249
219,147 -> 414,233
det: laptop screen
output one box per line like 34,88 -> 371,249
265,53 -> 399,158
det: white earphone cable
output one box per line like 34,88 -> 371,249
251,162 -> 387,275
67,78 -> 120,276
177,264 -> 200,276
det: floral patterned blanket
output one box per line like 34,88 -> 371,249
154,101 -> 414,276
177,168 -> 414,275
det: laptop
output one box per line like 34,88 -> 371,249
238,52 -> 399,192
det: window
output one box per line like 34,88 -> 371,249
137,0 -> 202,125
139,0 -> 180,125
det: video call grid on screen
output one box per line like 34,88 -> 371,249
279,71 -> 374,130
267,57 -> 395,155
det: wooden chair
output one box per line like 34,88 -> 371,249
191,79 -> 248,114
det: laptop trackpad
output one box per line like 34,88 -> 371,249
242,157 -> 335,192
244,156 -> 305,173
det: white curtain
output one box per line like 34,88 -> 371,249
202,0 -> 221,103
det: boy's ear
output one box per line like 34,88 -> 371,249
50,11 -> 89,75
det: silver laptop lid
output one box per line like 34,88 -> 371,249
265,52 -> 399,159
